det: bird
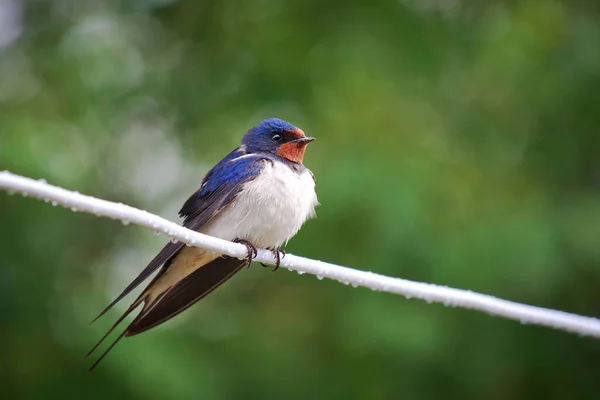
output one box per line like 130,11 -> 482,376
86,118 -> 318,370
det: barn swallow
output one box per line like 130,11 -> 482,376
86,118 -> 318,370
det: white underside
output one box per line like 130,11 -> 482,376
201,160 -> 318,249
147,160 -> 318,298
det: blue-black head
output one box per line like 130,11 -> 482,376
242,118 -> 315,163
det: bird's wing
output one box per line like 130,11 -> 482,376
126,256 -> 247,336
91,149 -> 269,322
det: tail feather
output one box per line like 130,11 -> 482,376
85,300 -> 142,359
89,241 -> 184,324
88,327 -> 129,371
87,256 -> 247,370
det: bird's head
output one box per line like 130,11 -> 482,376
242,118 -> 315,164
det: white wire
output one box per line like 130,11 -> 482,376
2,170 -> 599,338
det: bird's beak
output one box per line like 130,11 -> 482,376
291,137 -> 315,145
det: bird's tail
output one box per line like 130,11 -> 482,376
86,256 -> 247,370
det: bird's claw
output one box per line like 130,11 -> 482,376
260,249 -> 285,271
233,239 -> 257,267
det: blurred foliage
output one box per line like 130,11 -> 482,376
1,0 -> 600,399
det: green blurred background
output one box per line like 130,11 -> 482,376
1,0 -> 600,399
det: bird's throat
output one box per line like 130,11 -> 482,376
278,142 -> 307,163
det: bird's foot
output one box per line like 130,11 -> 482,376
261,249 -> 286,271
233,239 -> 258,266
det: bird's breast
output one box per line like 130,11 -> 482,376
201,160 -> 318,249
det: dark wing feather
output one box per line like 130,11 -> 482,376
126,256 -> 247,336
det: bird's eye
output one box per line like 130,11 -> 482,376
271,133 -> 282,142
